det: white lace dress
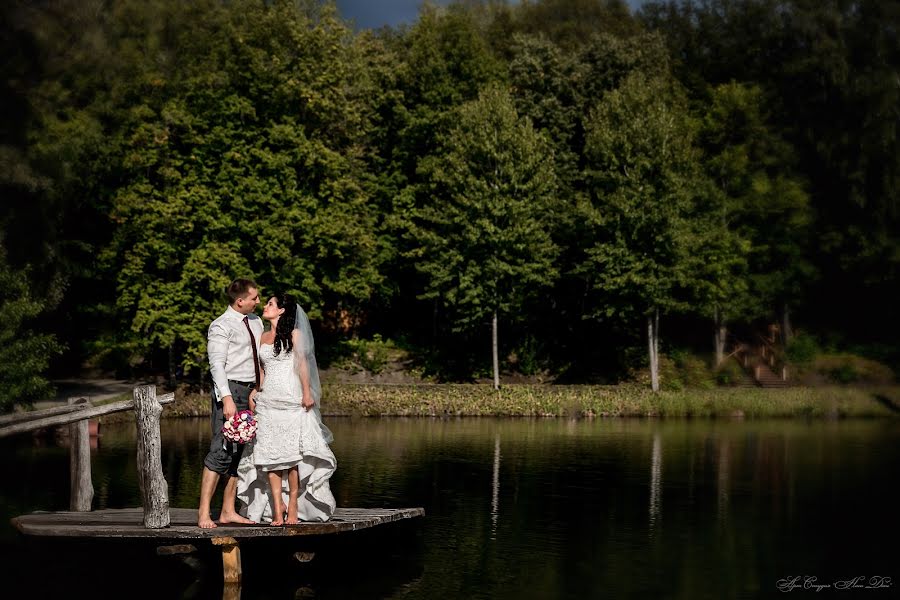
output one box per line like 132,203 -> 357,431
236,343 -> 336,522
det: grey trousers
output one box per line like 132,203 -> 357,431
203,381 -> 252,476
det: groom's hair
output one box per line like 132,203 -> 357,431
226,278 -> 258,304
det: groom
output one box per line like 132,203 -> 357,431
198,278 -> 263,528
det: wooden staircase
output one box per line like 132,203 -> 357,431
728,333 -> 790,388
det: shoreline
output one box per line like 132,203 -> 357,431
94,383 -> 900,422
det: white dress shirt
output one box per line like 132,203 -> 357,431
208,306 -> 264,403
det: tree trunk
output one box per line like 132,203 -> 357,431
782,302 -> 793,346
492,311 -> 500,390
133,385 -> 170,528
714,307 -> 727,367
168,342 -> 177,388
648,309 -> 660,392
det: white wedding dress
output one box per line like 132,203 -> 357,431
236,343 -> 336,522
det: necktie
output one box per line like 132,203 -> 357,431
243,316 -> 261,388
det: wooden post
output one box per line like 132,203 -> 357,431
68,397 -> 94,511
782,366 -> 788,381
133,385 -> 170,528
212,537 -> 242,584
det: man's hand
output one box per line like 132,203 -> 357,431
222,396 -> 237,420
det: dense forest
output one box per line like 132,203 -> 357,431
1,0 -> 897,408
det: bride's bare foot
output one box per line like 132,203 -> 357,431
198,512 -> 217,529
271,503 -> 285,526
286,504 -> 299,525
219,511 -> 256,526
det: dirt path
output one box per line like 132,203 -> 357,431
34,379 -> 153,409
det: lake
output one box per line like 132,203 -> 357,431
1,416 -> 897,599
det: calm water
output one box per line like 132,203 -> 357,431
1,417 -> 898,599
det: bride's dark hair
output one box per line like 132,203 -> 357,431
270,293 -> 297,356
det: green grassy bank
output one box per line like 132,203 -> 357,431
107,384 -> 900,422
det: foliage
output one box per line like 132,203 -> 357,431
0,245 -> 63,412
579,72 -> 703,322
337,334 -> 395,375
786,332 -> 821,365
3,0 -> 899,384
809,354 -> 894,386
715,358 -> 747,386
410,85 -> 560,332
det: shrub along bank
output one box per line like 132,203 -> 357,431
103,384 -> 900,422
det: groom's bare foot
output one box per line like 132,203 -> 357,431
219,511 -> 256,526
198,512 -> 217,529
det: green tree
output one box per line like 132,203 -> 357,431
101,1 -> 383,377
410,85 -> 559,388
0,243 -> 62,412
580,73 -> 702,391
698,82 -> 813,343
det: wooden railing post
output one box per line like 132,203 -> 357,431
68,397 -> 93,511
133,385 -> 170,528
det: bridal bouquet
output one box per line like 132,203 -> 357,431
222,410 -> 257,444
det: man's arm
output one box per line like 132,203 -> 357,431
208,323 -> 233,408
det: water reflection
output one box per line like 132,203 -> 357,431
717,437 -> 730,526
1,417 -> 898,599
649,431 -> 662,533
491,434 -> 500,539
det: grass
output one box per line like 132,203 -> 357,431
114,383 -> 900,422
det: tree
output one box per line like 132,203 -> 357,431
0,242 -> 62,412
698,82 -> 813,345
102,1 -> 384,376
410,85 -> 559,388
580,73 -> 702,391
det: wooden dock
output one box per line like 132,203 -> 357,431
12,507 -> 424,539
4,386 -> 424,585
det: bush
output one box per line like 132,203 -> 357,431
339,334 -> 394,375
786,332 -> 820,365
812,353 -> 894,385
627,349 -> 715,390
715,359 -> 746,386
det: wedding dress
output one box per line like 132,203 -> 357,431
236,342 -> 336,522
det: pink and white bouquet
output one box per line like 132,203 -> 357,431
222,410 -> 257,444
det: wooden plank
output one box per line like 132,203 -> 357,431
0,393 -> 175,439
0,403 -> 89,427
68,398 -> 94,511
11,507 -> 425,539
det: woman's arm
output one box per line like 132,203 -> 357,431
294,329 -> 314,410
250,364 -> 265,412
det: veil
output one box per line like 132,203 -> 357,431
291,305 -> 333,444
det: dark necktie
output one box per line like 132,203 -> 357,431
242,315 -> 261,388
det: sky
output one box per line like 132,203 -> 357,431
335,0 -> 648,30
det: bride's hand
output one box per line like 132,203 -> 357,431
302,392 -> 314,411
248,389 -> 258,412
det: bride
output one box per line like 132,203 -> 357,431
236,293 -> 336,524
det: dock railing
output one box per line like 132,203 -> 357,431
0,385 -> 174,527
